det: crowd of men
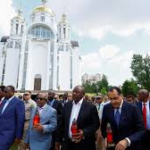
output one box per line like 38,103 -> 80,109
0,85 -> 150,150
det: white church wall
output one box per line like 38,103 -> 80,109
58,51 -> 70,91
25,41 -> 49,90
4,47 -> 20,87
72,48 -> 81,88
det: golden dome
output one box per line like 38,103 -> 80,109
33,5 -> 55,16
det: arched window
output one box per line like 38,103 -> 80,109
28,25 -> 54,40
7,41 -> 13,48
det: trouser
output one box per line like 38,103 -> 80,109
0,144 -> 11,150
18,121 -> 30,150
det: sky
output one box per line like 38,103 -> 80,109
0,0 -> 150,86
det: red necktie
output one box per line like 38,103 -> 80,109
143,103 -> 147,129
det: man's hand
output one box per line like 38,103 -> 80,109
33,123 -> 43,132
72,129 -> 84,143
55,142 -> 61,150
115,139 -> 128,150
96,130 -> 102,143
24,143 -> 29,149
14,138 -> 21,144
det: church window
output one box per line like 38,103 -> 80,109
28,25 -> 54,40
21,25 -> 24,35
15,42 -> 21,49
41,16 -> 45,22
16,24 -> 19,35
58,45 -> 64,51
7,41 -> 13,48
63,28 -> 66,39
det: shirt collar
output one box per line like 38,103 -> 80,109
118,99 -> 123,109
73,98 -> 83,105
7,96 -> 15,102
38,104 -> 47,109
142,101 -> 149,106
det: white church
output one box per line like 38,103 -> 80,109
0,0 -> 81,91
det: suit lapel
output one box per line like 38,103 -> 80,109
109,104 -> 117,127
2,97 -> 16,115
0,99 -> 7,115
40,104 -> 49,117
119,101 -> 128,128
66,102 -> 73,130
77,100 -> 86,125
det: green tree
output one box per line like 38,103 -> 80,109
131,54 -> 150,90
82,74 -> 109,94
122,79 -> 139,97
100,87 -> 107,95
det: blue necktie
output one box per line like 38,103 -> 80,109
115,108 -> 120,126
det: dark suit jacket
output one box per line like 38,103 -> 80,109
101,101 -> 145,150
51,99 -> 63,143
136,101 -> 150,150
0,96 -> 25,146
62,100 -> 100,150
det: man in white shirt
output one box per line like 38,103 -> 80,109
101,86 -> 145,150
62,85 -> 100,150
137,89 -> 150,150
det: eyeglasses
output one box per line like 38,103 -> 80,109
37,97 -> 46,101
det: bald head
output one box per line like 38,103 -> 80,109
37,93 -> 48,107
138,89 -> 149,102
72,85 -> 85,103
4,85 -> 15,99
48,91 -> 55,101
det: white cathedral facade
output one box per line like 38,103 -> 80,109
0,1 -> 81,91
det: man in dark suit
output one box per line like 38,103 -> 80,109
62,85 -> 100,150
0,86 -> 5,105
48,91 -> 63,150
101,86 -> 145,150
136,89 -> 150,150
0,85 -> 25,150
60,92 -> 69,106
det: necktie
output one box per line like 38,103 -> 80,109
143,103 -> 147,129
115,108 -> 120,126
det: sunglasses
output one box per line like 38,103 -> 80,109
24,94 -> 29,96
37,97 -> 46,101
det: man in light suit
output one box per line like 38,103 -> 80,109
101,86 -> 145,150
62,85 -> 100,150
0,85 -> 25,150
25,93 -> 57,150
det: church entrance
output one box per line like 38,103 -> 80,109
34,74 -> 41,90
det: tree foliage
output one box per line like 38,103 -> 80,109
131,54 -> 150,90
122,79 -> 139,97
82,75 -> 109,94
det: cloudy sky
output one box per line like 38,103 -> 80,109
1,0 -> 150,85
